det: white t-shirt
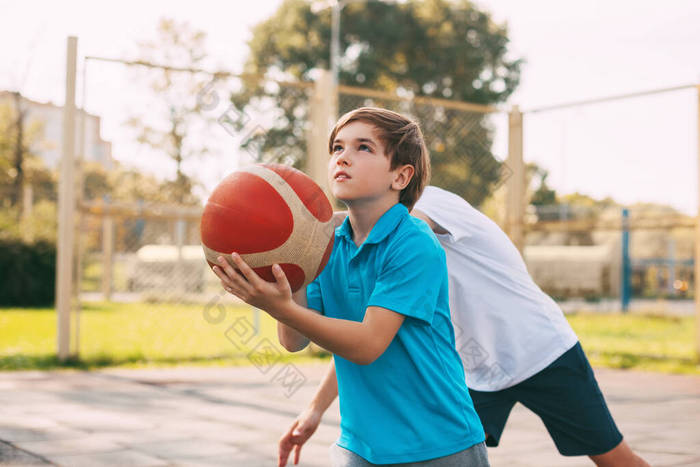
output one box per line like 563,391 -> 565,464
413,186 -> 578,392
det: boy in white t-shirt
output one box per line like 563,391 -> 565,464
278,186 -> 649,467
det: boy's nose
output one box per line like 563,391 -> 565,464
336,153 -> 351,166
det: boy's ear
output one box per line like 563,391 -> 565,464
392,164 -> 415,191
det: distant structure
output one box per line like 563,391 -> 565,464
524,243 -> 621,298
0,91 -> 113,170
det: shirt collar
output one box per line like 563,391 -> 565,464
337,203 -> 408,245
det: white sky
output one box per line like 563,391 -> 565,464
1,0 -> 698,214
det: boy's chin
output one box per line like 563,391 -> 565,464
330,188 -> 353,203
335,196 -> 353,207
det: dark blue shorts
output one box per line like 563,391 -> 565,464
468,342 -> 623,456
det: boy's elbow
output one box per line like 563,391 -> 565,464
350,347 -> 382,366
280,336 -> 310,353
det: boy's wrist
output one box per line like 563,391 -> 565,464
268,297 -> 299,322
307,399 -> 327,415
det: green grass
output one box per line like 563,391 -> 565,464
566,312 -> 699,374
0,303 -> 697,374
0,301 -> 329,371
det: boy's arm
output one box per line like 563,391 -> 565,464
411,208 -> 448,234
278,211 -> 346,353
216,209 -> 393,360
277,287 -> 311,352
278,360 -> 338,467
213,254 -> 404,365
309,358 -> 338,412
278,304 -> 403,365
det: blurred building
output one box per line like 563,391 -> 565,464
524,243 -> 621,298
0,91 -> 113,170
523,204 -> 694,299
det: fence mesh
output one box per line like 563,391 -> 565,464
60,59 -> 695,361
75,58 -> 318,306
522,87 -> 696,312
338,87 -> 508,208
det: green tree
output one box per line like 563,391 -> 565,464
82,160 -> 189,205
0,103 -> 13,205
0,100 -> 56,243
231,0 -> 522,205
127,18 -> 212,206
529,163 -> 557,206
0,100 -> 46,210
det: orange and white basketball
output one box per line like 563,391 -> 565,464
200,163 -> 335,292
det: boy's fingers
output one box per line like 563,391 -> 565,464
278,445 -> 290,467
293,444 -> 302,465
217,256 -> 252,290
230,253 -> 262,285
216,256 -> 240,279
280,420 -> 299,441
223,282 -> 245,298
278,420 -> 299,467
271,264 -> 290,290
277,439 -> 288,467
212,265 -> 235,288
212,266 -> 246,297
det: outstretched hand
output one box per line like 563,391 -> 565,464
278,408 -> 323,467
212,253 -> 293,317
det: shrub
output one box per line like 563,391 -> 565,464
0,239 -> 56,306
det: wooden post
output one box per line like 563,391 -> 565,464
56,36 -> 78,361
175,217 -> 185,291
73,93 -> 87,356
306,70 -> 335,195
102,214 -> 113,301
696,84 -> 700,358
506,105 -> 525,254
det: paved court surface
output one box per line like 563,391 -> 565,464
0,364 -> 698,466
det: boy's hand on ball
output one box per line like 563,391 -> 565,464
213,253 -> 293,315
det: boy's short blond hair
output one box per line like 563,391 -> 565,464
328,107 -> 431,210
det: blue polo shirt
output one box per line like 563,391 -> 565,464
306,203 -> 484,464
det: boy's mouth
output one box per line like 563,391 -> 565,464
334,171 -> 351,181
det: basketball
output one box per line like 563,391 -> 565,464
200,163 -> 335,292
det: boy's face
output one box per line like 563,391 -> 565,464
328,121 -> 400,206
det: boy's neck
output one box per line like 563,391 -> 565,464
346,195 -> 400,247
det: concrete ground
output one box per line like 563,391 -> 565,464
0,364 -> 698,467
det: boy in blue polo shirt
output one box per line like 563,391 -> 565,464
212,107 -> 488,466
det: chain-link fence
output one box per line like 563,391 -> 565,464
338,85 -> 508,208
62,55 -> 329,362
521,85 -> 697,313
73,50 -> 320,304
78,203 -> 206,303
54,50 -> 697,362
75,67 -> 512,307
65,62 -> 519,361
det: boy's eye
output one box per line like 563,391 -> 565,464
359,144 -> 372,152
332,145 -> 343,153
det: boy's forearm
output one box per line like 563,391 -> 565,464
309,359 -> 338,413
277,321 -> 309,352
271,302 -> 375,365
277,288 -> 311,352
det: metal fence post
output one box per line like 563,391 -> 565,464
621,208 -> 631,312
